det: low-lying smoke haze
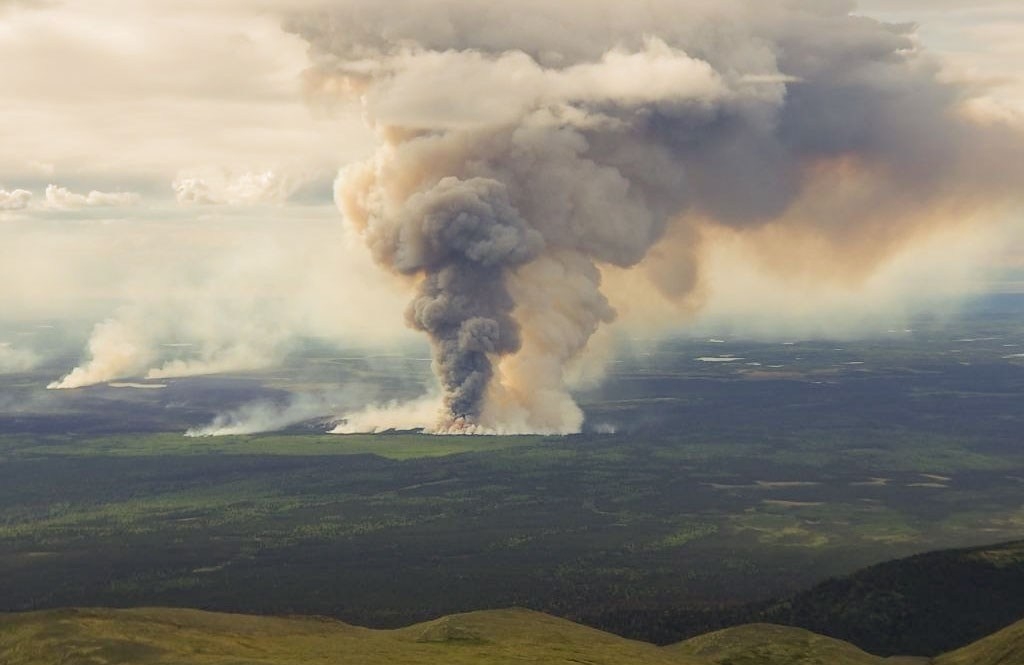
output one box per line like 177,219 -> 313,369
2,1 -> 1023,436
34,210 -> 416,391
186,388 -> 371,437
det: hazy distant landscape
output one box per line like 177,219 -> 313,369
2,296 -> 1022,655
3,0 -> 1024,662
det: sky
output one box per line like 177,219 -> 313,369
2,1 -> 1023,430
0,1 -> 1020,207
0,1 -> 366,198
860,1 -> 1024,112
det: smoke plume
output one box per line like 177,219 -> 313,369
285,0 -> 1024,433
44,209 -> 413,391
331,393 -> 443,435
187,390 -> 359,437
47,317 -> 153,390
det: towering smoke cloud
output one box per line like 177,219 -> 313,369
286,0 -> 1024,433
395,177 -> 543,424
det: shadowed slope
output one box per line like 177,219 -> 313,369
757,540 -> 1024,656
935,617 -> 1024,665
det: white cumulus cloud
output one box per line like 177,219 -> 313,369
0,188 -> 32,211
44,184 -> 140,209
172,168 -> 302,206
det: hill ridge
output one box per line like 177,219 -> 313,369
3,606 -> 1024,665
755,539 -> 1024,656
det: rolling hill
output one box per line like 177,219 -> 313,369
668,623 -> 915,664
0,607 -> 704,665
2,607 -> 1023,665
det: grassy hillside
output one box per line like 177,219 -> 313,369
3,607 -> 1023,665
758,540 -> 1024,656
668,623 -> 893,664
0,607 -> 705,665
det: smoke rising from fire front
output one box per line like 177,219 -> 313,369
282,0 -> 1024,433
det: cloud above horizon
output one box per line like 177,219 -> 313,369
44,185 -> 140,210
0,188 -> 32,211
0,1 -> 374,194
172,168 -> 304,206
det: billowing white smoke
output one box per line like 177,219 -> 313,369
330,393 -> 443,434
46,210 -> 414,391
47,301 -> 290,390
190,382 -> 445,437
187,390 -> 358,437
286,0 -> 1024,434
47,317 -> 152,389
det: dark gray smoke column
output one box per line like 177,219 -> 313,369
396,177 -> 543,425
287,0 -> 1024,434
